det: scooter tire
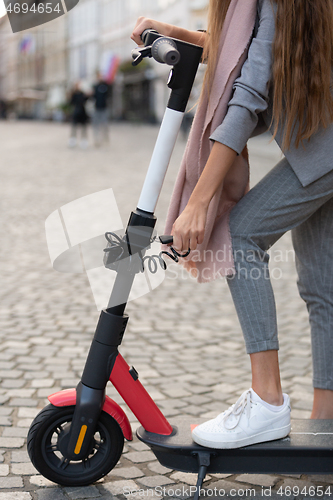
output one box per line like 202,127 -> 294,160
27,404 -> 124,486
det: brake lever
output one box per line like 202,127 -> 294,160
131,46 -> 152,66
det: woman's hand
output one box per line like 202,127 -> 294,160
131,18 -> 173,45
170,143 -> 238,254
131,18 -> 206,47
171,202 -> 208,253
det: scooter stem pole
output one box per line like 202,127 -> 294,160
137,107 -> 184,213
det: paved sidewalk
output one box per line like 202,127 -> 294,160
0,121 -> 332,500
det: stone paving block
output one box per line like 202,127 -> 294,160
278,478 -> 317,490
291,408 -> 311,419
3,341 -> 30,349
125,451 -> 156,463
182,395 -> 212,406
108,466 -> 144,479
235,474 -> 279,487
128,442 -> 150,452
209,473 -> 233,479
147,462 -> 172,475
292,399 -> 313,411
30,337 -> 53,345
306,475 -> 333,484
17,418 -> 35,427
0,416 -> 12,426
36,488 -> 68,500
29,475 -> 57,487
16,356 -> 45,370
0,362 -> 15,370
170,472 -> 211,486
0,476 -> 24,488
179,405 -> 206,416
101,479 -> 138,496
0,395 -> 9,404
6,389 -> 36,398
0,354 -> 13,361
11,462 -> 38,475
137,475 -> 175,488
158,399 -> 188,409
0,407 -> 13,415
157,482 -> 199,500
0,370 -> 23,379
0,437 -> 25,448
162,388 -> 192,398
31,379 -> 55,388
2,426 -> 29,437
159,408 -> 182,418
4,349 -> 30,356
0,494 -> 31,500
24,371 -> 51,380
18,407 -> 42,418
64,485 -> 101,498
0,464 -> 9,476
37,387 -> 61,398
11,450 -> 30,463
206,479 -> 258,497
61,379 -> 79,388
121,490 -> 161,500
9,398 -> 38,407
1,379 -> 26,388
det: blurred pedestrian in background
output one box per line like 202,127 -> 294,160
68,82 -> 89,149
0,99 -> 7,120
92,73 -> 111,147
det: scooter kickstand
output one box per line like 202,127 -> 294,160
193,452 -> 211,500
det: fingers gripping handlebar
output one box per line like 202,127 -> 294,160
131,30 -> 180,66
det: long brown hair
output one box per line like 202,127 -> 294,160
203,0 -> 333,149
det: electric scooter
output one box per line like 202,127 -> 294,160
27,30 -> 333,498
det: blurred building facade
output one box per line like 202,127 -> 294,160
0,0 -> 208,121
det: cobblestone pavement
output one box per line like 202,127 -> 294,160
0,120 -> 332,500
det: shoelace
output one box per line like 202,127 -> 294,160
220,390 -> 252,430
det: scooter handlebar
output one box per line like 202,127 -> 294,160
139,30 -> 181,66
140,29 -> 155,44
151,37 -> 180,66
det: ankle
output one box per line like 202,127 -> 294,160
312,388 -> 333,419
310,410 -> 333,419
252,387 -> 284,406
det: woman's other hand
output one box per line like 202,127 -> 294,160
131,18 -> 172,45
171,202 -> 208,253
131,18 -> 206,47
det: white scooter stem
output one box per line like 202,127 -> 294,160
137,107 -> 184,214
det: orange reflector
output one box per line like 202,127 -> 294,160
74,425 -> 88,455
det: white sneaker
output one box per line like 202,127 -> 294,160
192,388 -> 291,449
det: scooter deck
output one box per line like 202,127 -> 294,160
137,417 -> 333,474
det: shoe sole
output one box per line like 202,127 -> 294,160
192,423 -> 291,449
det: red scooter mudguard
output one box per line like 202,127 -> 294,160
48,389 -> 133,441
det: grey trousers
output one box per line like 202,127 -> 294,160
226,158 -> 333,390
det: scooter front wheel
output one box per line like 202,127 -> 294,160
27,404 -> 124,486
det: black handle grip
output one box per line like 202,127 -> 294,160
141,29 -> 158,44
159,235 -> 173,245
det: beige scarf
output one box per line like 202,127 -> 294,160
164,0 -> 258,283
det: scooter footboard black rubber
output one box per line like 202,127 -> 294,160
137,417 -> 333,474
